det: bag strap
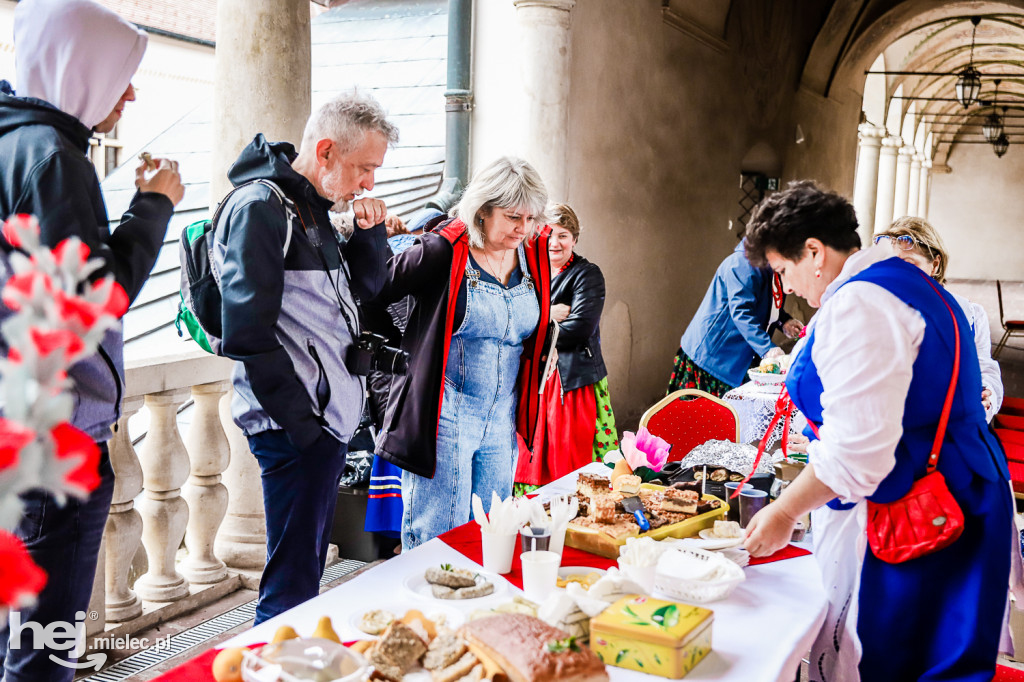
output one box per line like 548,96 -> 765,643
916,270 -> 961,474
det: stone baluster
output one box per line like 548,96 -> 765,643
918,159 -> 932,219
907,153 -> 923,218
852,123 -> 884,248
181,382 -> 230,584
215,387 -> 267,575
892,145 -> 914,220
134,388 -> 191,602
104,395 -> 145,622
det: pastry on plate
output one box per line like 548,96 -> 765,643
459,614 -> 608,682
366,621 -> 428,682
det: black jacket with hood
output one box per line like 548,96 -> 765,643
0,97 -> 173,441
215,135 -> 388,451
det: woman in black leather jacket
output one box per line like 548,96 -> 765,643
515,204 -> 619,492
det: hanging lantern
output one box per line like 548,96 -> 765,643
983,111 -> 1004,142
955,18 -> 983,108
955,66 -> 983,108
993,132 -> 1010,157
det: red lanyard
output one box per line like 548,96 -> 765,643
731,384 -> 794,499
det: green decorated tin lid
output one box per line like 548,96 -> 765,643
590,595 -> 713,647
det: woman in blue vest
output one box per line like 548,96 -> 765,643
741,181 -> 1012,682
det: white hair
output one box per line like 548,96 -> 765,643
301,90 -> 399,154
454,157 -> 549,248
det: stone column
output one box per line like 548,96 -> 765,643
892,145 -> 914,220
211,0 -> 311,204
907,153 -> 923,218
852,123 -> 884,247
104,396 -> 146,622
918,159 -> 932,219
873,136 -> 901,235
181,382 -> 231,584
215,388 -> 267,572
134,389 -> 191,602
514,0 -> 576,202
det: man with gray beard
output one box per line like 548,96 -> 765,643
215,91 -> 396,623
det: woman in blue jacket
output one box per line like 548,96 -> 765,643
668,240 -> 802,397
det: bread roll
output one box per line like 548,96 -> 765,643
459,615 -> 608,682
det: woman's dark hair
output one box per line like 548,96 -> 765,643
744,181 -> 861,267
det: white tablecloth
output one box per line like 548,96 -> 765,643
224,465 -> 827,682
722,381 -> 804,446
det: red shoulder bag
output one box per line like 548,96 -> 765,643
863,272 -> 965,564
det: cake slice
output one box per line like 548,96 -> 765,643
661,488 -> 699,514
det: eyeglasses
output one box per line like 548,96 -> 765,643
873,234 -> 916,251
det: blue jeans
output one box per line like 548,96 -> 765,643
0,445 -> 115,682
248,430 -> 347,625
402,254 -> 540,549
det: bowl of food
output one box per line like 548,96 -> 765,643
241,638 -> 370,682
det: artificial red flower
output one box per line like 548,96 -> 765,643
0,529 -> 47,608
1,214 -> 39,249
0,417 -> 34,472
53,291 -> 101,330
52,238 -> 90,266
2,271 -> 53,311
50,422 -> 100,494
28,327 -> 85,363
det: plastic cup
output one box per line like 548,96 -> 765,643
480,531 -> 517,574
520,550 -> 560,603
739,488 -> 769,528
724,482 -> 741,523
519,526 -> 551,553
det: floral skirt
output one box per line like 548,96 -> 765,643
514,374 -> 619,496
666,348 -> 734,398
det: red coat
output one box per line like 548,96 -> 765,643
369,218 -> 553,478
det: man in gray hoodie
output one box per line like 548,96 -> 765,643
0,0 -> 182,679
215,93 -> 393,624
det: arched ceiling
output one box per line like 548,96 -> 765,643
801,0 -> 1024,165
882,10 -> 1024,163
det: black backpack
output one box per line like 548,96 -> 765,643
176,179 -> 295,354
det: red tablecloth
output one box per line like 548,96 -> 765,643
147,522 -> 809,681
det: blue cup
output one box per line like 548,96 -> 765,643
739,488 -> 769,528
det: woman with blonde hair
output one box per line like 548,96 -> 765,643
367,157 -> 554,549
875,216 -> 1003,421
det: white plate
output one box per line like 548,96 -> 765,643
404,569 -> 505,601
747,369 -> 786,386
695,528 -> 745,550
348,603 -> 466,639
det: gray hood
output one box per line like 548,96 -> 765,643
15,0 -> 147,129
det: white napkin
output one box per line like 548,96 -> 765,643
473,492 -> 526,535
618,536 -> 666,567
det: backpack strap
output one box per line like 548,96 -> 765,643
212,178 -> 296,259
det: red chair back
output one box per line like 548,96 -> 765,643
997,414 -> 1024,432
639,390 -> 740,462
1002,397 -> 1024,418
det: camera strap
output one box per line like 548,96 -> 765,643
293,201 -> 360,341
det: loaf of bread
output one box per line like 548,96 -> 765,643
458,615 -> 608,682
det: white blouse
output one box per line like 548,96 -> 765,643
798,247 -> 926,503
951,292 -> 1003,422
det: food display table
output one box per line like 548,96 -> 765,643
722,381 -> 803,446
159,464 -> 827,682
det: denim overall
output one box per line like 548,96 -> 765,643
787,257 -> 1011,682
402,248 -> 540,548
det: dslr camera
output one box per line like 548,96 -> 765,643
347,331 -> 409,376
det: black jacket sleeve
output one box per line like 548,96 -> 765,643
218,195 -> 324,450
557,263 -> 606,348
14,150 -> 173,304
342,222 -> 388,303
368,235 -> 449,306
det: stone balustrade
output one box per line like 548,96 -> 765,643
94,350 -> 266,638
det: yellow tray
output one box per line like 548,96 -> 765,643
565,484 -> 728,559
